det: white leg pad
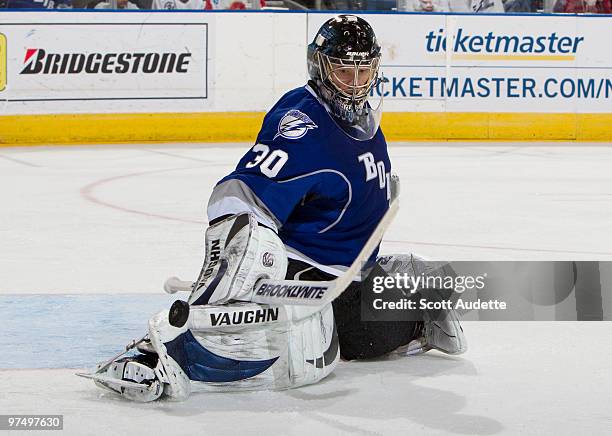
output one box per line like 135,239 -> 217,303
147,302 -> 338,395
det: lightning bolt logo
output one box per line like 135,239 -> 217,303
274,109 -> 317,140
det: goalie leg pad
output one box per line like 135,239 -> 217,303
89,302 -> 340,401
148,302 -> 338,394
189,213 -> 288,306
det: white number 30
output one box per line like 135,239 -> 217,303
245,143 -> 289,178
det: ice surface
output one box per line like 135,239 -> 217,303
2,142 -> 612,294
1,142 -> 611,435
1,323 -> 611,435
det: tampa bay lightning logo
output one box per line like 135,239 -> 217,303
274,109 -> 317,140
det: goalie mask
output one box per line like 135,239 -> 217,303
307,15 -> 383,141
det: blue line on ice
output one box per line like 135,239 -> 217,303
0,294 -> 180,370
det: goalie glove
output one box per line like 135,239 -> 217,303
188,213 -> 288,306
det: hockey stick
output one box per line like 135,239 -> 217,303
165,198 -> 398,307
76,372 -> 151,390
75,334 -> 149,379
89,336 -> 147,372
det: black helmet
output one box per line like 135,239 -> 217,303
307,15 -> 381,124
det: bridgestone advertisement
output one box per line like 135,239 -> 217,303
2,20 -> 209,102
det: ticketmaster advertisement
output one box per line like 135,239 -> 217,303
309,13 -> 612,114
1,12 -> 610,116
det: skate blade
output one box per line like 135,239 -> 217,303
76,372 -> 149,390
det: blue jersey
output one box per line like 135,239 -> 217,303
6,0 -> 71,8
208,85 -> 391,276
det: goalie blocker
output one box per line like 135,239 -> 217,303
188,212 -> 289,306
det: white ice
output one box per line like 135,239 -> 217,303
1,142 -> 611,435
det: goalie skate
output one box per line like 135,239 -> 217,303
77,323 -> 191,402
399,311 -> 467,356
77,354 -> 165,402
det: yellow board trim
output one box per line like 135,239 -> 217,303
0,112 -> 265,145
1,112 -> 611,146
0,33 -> 6,92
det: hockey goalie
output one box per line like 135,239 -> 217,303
79,15 -> 466,402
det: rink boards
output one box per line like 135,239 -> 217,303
0,10 -> 611,144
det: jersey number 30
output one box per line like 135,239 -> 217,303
245,144 -> 289,178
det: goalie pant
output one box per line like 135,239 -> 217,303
287,259 -> 418,361
287,253 -> 462,361
146,301 -> 338,399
